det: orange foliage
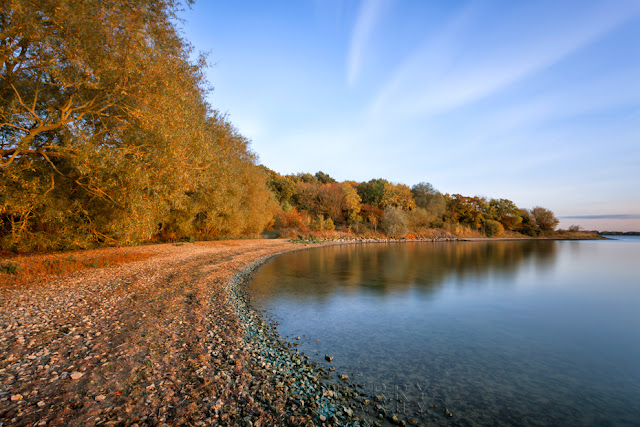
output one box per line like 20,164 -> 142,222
0,251 -> 152,288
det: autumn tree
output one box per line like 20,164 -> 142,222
340,182 -> 361,223
381,182 -> 416,210
261,166 -> 295,209
381,206 -> 408,238
0,0 -> 275,250
530,206 -> 559,232
444,194 -> 486,229
291,172 -> 319,185
486,198 -> 522,230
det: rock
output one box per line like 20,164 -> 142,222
10,394 -> 23,401
339,374 -> 348,381
324,354 -> 333,362
343,407 -> 353,417
37,400 -> 46,407
319,414 -> 327,422
70,371 -> 83,380
444,407 -> 453,417
95,395 -> 106,401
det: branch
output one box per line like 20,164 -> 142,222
0,148 -> 66,160
9,83 -> 42,125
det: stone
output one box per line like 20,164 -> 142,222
10,394 -> 23,401
95,395 -> 106,401
37,400 -> 46,407
70,371 -> 83,380
324,354 -> 333,362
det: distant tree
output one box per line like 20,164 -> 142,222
411,182 -> 445,225
407,208 -> 434,229
381,182 -> 416,210
357,178 -> 388,207
291,173 -> 319,184
314,171 -> 336,184
483,219 -> 504,237
261,166 -> 295,208
516,208 -> 540,236
444,194 -> 485,229
488,198 -> 522,231
381,206 -> 408,238
530,206 -> 559,232
360,203 -> 383,231
341,182 -> 361,223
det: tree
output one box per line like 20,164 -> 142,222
341,182 -> 361,223
262,166 -> 295,208
487,198 -> 522,231
314,171 -> 336,184
291,172 -> 319,184
411,182 -> 445,225
0,0 -> 276,250
357,178 -> 388,207
483,219 -> 504,237
381,182 -> 416,210
444,194 -> 486,229
530,206 -> 559,232
381,206 -> 408,238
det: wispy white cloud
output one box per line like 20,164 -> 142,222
347,0 -> 389,86
371,1 -> 640,118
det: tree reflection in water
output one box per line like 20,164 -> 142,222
251,241 -> 557,301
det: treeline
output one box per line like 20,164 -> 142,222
1,0 -> 276,251
263,169 -> 560,239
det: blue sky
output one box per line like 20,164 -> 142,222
180,1 -> 640,231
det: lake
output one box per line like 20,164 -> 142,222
248,237 -> 640,426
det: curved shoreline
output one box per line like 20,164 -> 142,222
0,235 -> 587,425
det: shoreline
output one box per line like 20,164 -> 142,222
0,235 -> 602,425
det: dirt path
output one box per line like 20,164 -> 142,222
0,239 -> 317,426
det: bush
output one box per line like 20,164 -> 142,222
381,207 -> 408,238
311,215 -> 335,231
520,226 -> 541,237
0,261 -> 19,274
407,208 -> 435,229
484,220 -> 504,237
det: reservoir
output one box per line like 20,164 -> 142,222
249,237 -> 640,426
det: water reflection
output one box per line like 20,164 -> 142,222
251,241 -> 557,300
249,240 -> 640,426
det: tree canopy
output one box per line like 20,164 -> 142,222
1,0 -> 275,251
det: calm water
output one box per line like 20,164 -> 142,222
249,238 -> 640,426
